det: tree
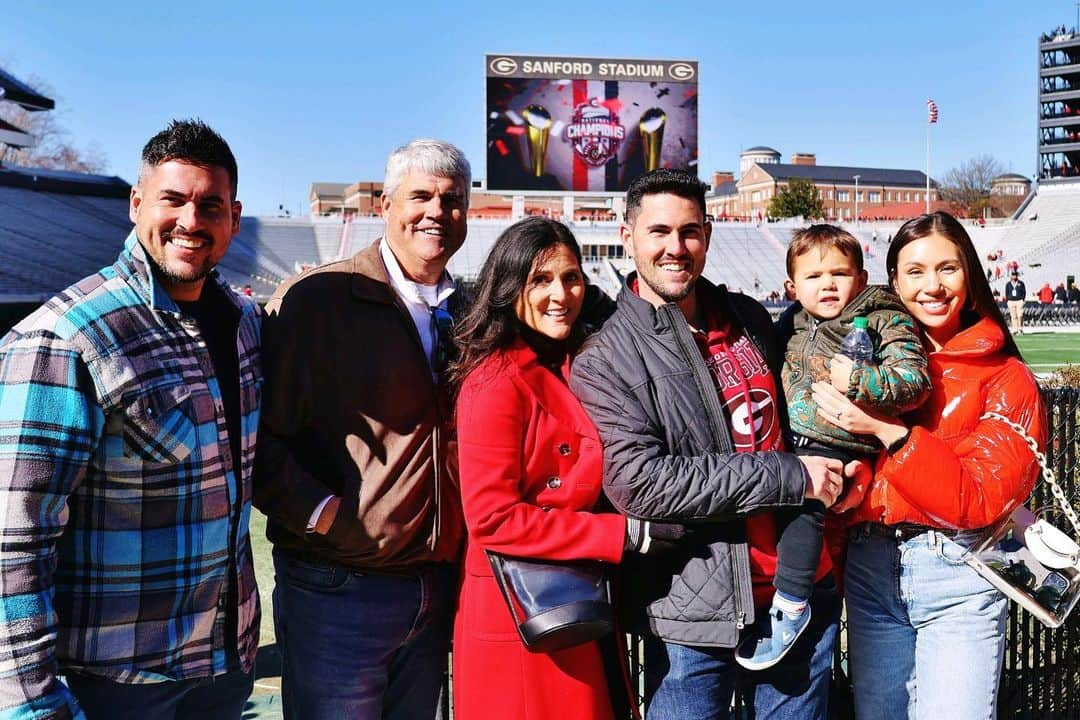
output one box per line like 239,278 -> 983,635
768,177 -> 824,219
0,75 -> 106,173
940,154 -> 1004,218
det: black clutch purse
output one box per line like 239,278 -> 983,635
486,550 -> 613,653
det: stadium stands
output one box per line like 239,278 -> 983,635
4,157 -> 1080,317
706,225 -> 785,296
0,163 -> 284,304
312,216 -> 347,264
0,167 -> 133,301
234,217 -> 317,277
973,184 -> 1080,296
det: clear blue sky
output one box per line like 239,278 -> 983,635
2,1 -> 1075,216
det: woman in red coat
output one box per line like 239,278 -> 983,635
812,212 -> 1046,719
451,218 -> 670,720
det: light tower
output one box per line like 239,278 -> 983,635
1038,24 -> 1080,182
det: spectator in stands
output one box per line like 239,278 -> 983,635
254,139 -> 470,720
813,211 -> 1045,720
569,169 -> 849,720
1069,281 -> 1080,304
1055,283 -> 1068,303
1005,270 -> 1027,333
0,120 -> 260,718
1039,282 -> 1054,304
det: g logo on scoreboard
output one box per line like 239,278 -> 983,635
489,57 -> 518,76
668,62 -> 695,81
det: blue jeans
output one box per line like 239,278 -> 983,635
272,550 -> 455,720
65,668 -> 253,720
643,576 -> 840,720
845,526 -> 1007,720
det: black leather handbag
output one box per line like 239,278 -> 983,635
486,550 -> 613,653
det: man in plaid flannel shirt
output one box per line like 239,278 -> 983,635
0,120 -> 261,719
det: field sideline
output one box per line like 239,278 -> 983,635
1015,330 -> 1080,374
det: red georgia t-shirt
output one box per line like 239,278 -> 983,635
691,300 -> 832,607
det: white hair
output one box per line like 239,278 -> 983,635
383,139 -> 472,209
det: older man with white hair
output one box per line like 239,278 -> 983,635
254,139 -> 471,720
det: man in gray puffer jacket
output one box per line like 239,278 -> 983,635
570,170 -> 855,720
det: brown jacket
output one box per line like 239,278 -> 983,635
253,240 -> 464,570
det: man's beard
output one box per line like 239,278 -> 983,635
637,264 -> 695,303
150,231 -> 217,286
156,258 -> 215,286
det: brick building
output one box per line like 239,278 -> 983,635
309,182 -> 351,216
988,172 -> 1033,216
309,181 -> 385,217
707,147 -> 939,221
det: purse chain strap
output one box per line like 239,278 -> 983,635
981,411 -> 1080,538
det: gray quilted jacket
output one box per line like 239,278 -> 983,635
569,275 -> 807,648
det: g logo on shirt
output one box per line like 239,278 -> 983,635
724,388 -> 779,450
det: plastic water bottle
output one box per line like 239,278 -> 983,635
839,316 -> 874,366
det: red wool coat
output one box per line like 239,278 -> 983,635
453,340 -> 627,720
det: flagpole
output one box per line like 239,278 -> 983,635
925,121 -> 931,214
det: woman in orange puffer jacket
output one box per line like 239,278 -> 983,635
812,212 -> 1046,720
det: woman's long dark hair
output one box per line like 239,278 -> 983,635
886,211 -> 1021,359
451,216 -> 585,386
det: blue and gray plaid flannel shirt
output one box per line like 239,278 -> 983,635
0,233 -> 261,719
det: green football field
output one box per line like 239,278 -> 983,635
1015,331 -> 1080,374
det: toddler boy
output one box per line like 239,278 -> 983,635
736,224 -> 931,670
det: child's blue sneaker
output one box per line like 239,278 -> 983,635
734,601 -> 811,671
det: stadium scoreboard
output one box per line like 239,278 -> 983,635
485,53 -> 698,194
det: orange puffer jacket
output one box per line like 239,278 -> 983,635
850,317 -> 1046,529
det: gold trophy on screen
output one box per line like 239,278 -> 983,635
639,108 -> 667,172
523,105 -> 552,177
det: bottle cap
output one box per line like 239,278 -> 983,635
852,316 -> 869,329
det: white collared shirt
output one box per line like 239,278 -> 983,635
379,237 -> 456,375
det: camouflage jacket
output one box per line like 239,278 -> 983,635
779,285 -> 931,454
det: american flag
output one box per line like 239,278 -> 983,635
927,98 -> 939,125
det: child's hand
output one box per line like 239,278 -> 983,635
829,353 -> 854,393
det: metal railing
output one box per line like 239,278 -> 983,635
765,302 -> 1080,327
1012,302 -> 1080,327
